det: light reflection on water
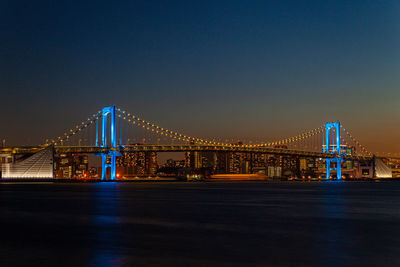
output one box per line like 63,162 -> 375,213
319,182 -> 349,266
91,182 -> 126,266
1,182 -> 400,266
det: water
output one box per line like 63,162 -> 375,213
1,181 -> 400,266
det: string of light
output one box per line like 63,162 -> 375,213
45,107 -> 373,157
116,108 -> 253,146
257,126 -> 325,147
46,111 -> 102,146
340,125 -> 372,156
116,107 -> 326,148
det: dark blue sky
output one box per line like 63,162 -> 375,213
1,0 -> 399,152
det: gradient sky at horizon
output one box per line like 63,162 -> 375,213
1,0 -> 399,153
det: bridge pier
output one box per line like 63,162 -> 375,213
98,106 -> 120,181
326,158 -> 342,180
324,122 -> 342,180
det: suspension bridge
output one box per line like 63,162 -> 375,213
0,106 -> 394,180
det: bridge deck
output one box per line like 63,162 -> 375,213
0,145 -> 372,160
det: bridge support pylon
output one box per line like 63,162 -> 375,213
324,122 -> 342,180
98,106 -> 120,181
326,158 -> 342,180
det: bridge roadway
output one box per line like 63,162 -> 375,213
0,145 -> 372,161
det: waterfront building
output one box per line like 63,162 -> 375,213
1,146 -> 54,179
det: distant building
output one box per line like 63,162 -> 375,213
229,152 -> 245,173
215,152 -> 229,173
252,153 -> 268,174
185,151 -> 216,170
55,153 -> 88,179
117,151 -> 158,176
165,158 -> 186,168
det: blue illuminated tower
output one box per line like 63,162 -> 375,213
98,106 -> 120,180
324,122 -> 342,180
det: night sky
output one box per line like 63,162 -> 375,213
1,0 -> 399,153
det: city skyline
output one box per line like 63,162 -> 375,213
1,0 -> 399,153
2,3 -> 400,266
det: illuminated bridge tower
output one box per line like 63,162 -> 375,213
97,106 -> 121,180
324,122 -> 342,180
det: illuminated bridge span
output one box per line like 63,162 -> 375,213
2,145 -> 371,160
0,105 -> 390,180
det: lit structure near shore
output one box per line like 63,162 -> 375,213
1,146 -> 54,179
98,106 -> 120,180
1,106 -> 393,180
324,122 -> 342,180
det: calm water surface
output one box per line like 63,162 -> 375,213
1,181 -> 400,266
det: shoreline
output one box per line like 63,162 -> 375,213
1,177 -> 400,183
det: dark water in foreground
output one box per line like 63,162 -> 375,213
1,182 -> 400,267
